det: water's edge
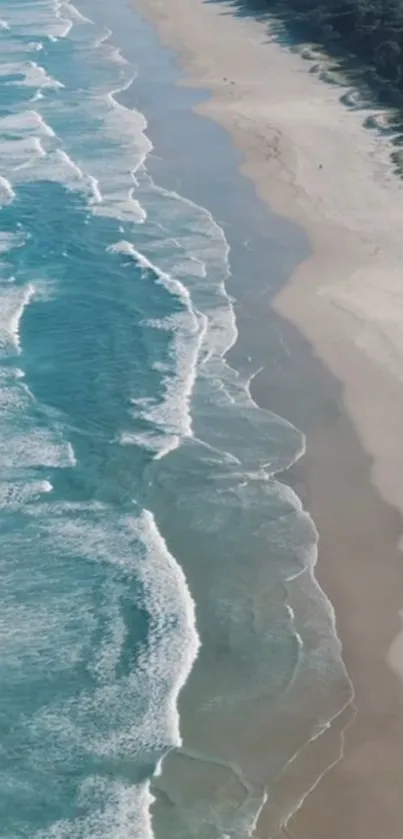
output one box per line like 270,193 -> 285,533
0,1 -> 354,836
106,3 -> 354,835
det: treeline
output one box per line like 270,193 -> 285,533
254,0 -> 403,96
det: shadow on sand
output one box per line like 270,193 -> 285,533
204,0 -> 403,173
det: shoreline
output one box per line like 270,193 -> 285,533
132,1 -> 403,836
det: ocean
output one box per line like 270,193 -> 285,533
0,2 -> 351,837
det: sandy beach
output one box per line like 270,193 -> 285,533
133,0 -> 403,836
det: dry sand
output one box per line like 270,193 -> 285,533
133,0 -> 403,836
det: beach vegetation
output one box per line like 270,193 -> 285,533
232,0 -> 403,98
275,0 -> 403,87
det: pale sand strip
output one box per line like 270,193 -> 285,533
134,0 -> 403,515
133,1 -> 403,836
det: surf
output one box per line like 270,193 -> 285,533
0,1 -> 352,838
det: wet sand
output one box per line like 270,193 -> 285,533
133,0 -> 403,836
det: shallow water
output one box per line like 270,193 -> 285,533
0,2 -> 350,837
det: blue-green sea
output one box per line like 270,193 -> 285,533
0,2 -> 351,837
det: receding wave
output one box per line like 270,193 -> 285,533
109,239 -> 206,453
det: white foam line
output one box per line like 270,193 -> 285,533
12,136 -> 46,171
9,284 -> 35,353
140,509 -> 200,743
108,241 -> 207,449
128,179 -> 147,223
162,745 -> 267,837
54,3 -> 73,39
108,240 -> 193,306
57,148 -> 84,179
142,174 -> 236,357
0,110 -> 56,137
246,365 -> 307,471
108,74 -> 138,101
92,21 -> 128,64
258,544 -> 355,835
5,60 -> 65,89
67,442 -> 77,467
65,2 -> 93,24
154,316 -> 207,454
90,82 -> 150,221
282,697 -> 357,836
0,175 -> 15,203
57,149 -> 104,202
29,61 -> 64,89
94,25 -> 113,49
33,136 -> 46,157
108,45 -> 128,66
31,111 -> 56,137
88,174 -> 102,204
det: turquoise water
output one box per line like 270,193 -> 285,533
0,2 -> 350,837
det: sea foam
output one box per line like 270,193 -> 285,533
108,240 -> 206,450
0,3 -> 350,839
